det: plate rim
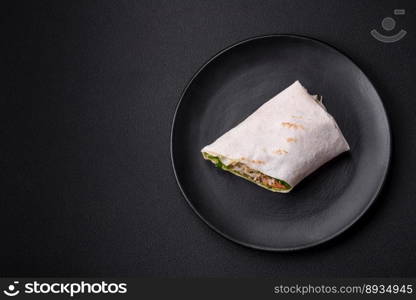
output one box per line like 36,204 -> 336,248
170,34 -> 392,251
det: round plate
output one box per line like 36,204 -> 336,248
170,35 -> 390,251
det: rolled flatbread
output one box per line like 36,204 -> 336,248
201,81 -> 350,192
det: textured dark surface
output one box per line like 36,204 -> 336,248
171,35 -> 390,251
2,0 -> 416,276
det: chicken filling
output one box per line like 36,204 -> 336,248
204,154 -> 291,191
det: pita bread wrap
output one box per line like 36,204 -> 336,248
201,81 -> 350,192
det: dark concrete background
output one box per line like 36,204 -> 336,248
2,0 -> 415,276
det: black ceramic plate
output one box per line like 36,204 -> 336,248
170,35 -> 390,251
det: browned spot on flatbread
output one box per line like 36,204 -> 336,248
286,137 -> 297,143
291,115 -> 303,119
240,157 -> 265,164
281,122 -> 305,130
272,149 -> 288,155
